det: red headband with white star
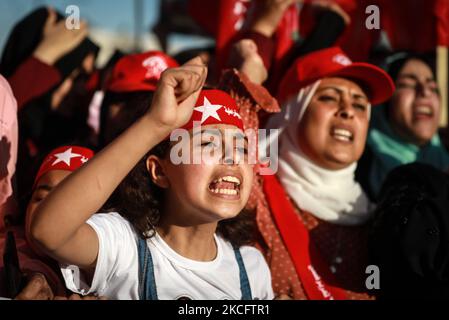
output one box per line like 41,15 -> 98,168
34,146 -> 94,187
179,89 -> 244,133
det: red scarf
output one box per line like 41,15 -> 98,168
262,174 -> 348,300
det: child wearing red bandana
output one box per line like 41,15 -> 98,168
1,145 -> 94,299
28,58 -> 274,300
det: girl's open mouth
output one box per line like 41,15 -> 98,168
208,175 -> 241,198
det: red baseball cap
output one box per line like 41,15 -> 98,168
34,146 -> 94,187
107,51 -> 179,93
277,47 -> 395,105
178,89 -> 244,133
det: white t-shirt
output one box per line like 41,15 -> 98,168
60,212 -> 274,300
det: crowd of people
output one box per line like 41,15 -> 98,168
1,0 -> 449,300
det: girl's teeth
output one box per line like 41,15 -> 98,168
213,176 -> 241,185
224,176 -> 241,185
210,188 -> 238,195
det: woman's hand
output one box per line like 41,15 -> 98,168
33,8 -> 88,66
228,39 -> 268,85
14,273 -> 107,300
148,56 -> 207,134
14,273 -> 53,300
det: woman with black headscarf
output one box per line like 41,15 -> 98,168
356,53 -> 449,202
1,7 -> 95,109
0,7 -> 100,206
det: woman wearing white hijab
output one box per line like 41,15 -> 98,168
258,47 -> 395,299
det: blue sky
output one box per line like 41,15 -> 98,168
0,0 -> 161,51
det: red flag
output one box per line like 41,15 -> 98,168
188,0 -> 220,37
323,0 -> 449,60
435,0 -> 449,47
190,0 -> 251,72
378,0 -> 436,52
334,0 -> 379,61
274,4 -> 300,65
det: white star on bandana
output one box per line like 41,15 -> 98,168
194,97 -> 222,124
52,148 -> 82,166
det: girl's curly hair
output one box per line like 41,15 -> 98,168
102,140 -> 256,248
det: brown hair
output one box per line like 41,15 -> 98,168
102,140 -> 256,248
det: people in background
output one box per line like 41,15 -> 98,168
0,7 -> 99,205
357,53 -> 449,201
1,145 -> 95,299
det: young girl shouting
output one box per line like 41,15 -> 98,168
29,57 -> 274,300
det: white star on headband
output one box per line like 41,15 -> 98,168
52,148 -> 82,166
194,97 -> 222,124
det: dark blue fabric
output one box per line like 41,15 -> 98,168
233,246 -> 253,300
137,238 -> 157,300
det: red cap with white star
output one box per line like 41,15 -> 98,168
107,51 -> 179,93
277,47 -> 395,105
34,146 -> 94,187
179,89 -> 244,132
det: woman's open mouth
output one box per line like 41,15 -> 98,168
208,175 -> 241,199
330,126 -> 354,143
413,105 -> 434,120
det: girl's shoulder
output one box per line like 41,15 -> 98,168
217,236 -> 267,265
88,211 -> 139,241
239,246 -> 270,274
90,211 -> 129,224
217,239 -> 274,299
238,244 -> 267,259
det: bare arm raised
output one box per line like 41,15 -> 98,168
29,58 -> 207,270
33,8 -> 89,66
